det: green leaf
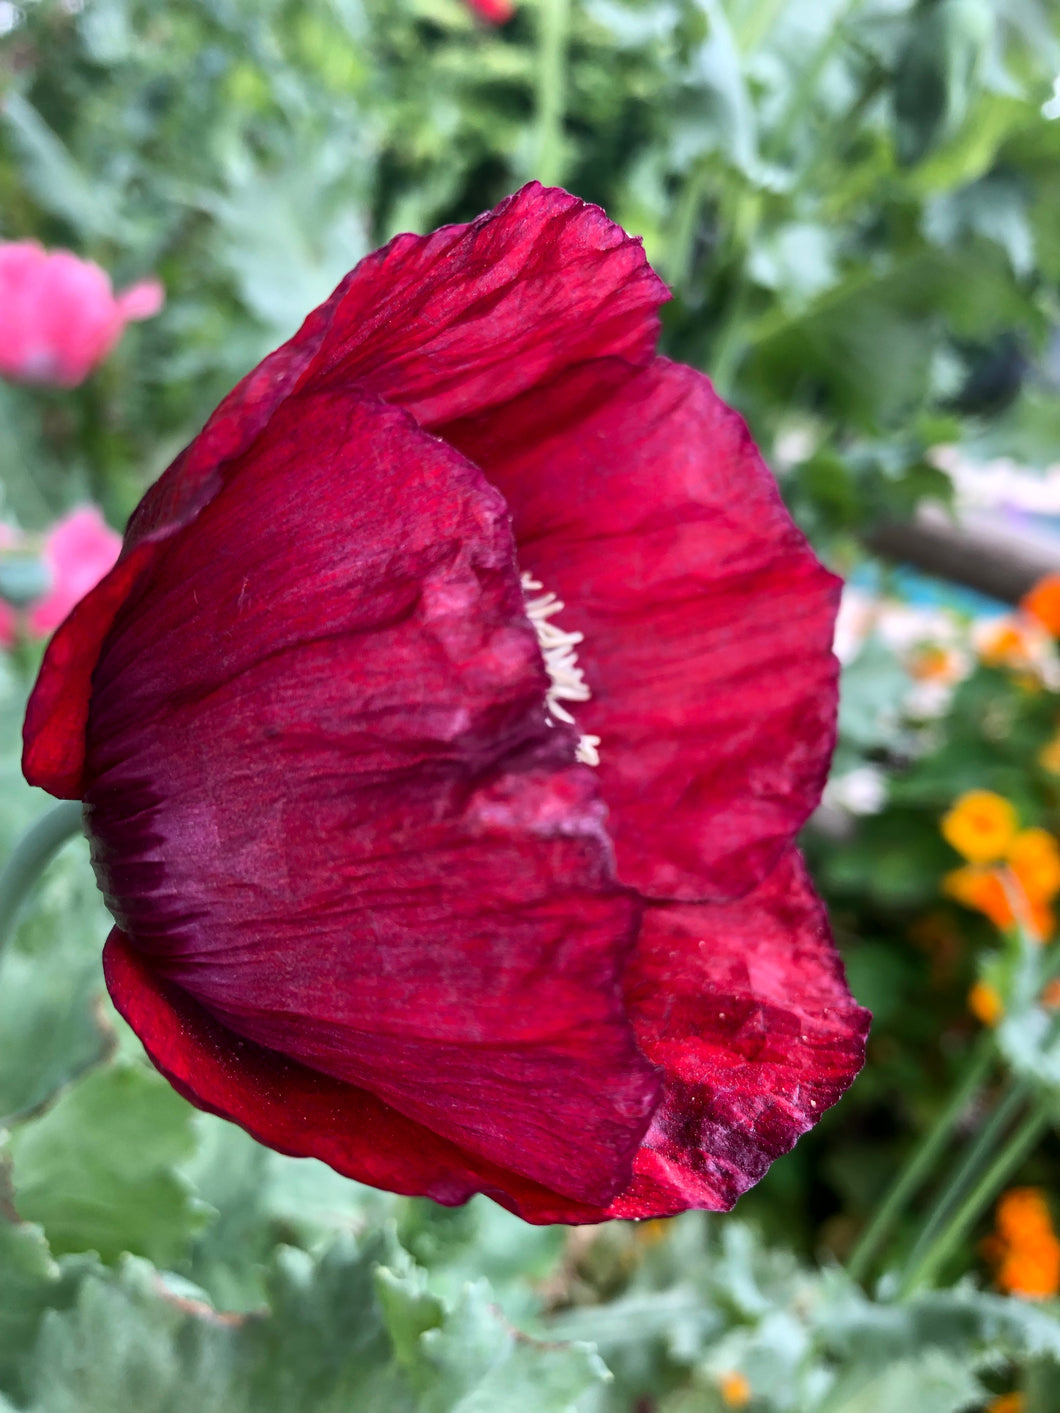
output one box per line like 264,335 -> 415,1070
18,1258 -> 243,1413
892,0 -> 994,167
199,144 -> 372,341
0,839 -> 113,1122
0,95 -> 127,242
818,1350 -> 984,1413
4,1061 -> 208,1266
0,1216 -> 97,1405
242,1237 -> 414,1412
177,1118 -> 275,1313
5,1228 -> 609,1413
179,1113 -> 404,1311
923,172 -> 1035,277
378,1265 -> 609,1413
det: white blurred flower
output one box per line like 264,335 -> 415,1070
824,765 -> 888,817
833,587 -> 876,663
930,444 -> 1060,514
773,424 -> 817,473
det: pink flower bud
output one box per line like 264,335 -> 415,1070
0,241 -> 164,388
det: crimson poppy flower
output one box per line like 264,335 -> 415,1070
23,184 -> 868,1222
0,241 -> 163,388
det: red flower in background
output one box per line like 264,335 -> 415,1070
23,185 -> 868,1222
0,241 -> 163,388
464,0 -> 515,22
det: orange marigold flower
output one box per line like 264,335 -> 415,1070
968,979 -> 1005,1027
988,1394 -> 1024,1413
942,791 -> 1019,864
985,1189 -> 1060,1300
1009,828 -> 1060,903
1021,574 -> 1060,636
996,1188 -> 1052,1243
943,866 -> 1054,942
718,1371 -> 752,1408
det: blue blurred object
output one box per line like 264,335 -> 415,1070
850,560 -> 1007,617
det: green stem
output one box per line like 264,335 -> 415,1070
666,166 -> 708,291
897,1097 -> 1053,1298
1024,1356 -> 1054,1413
900,1078 -> 1030,1279
0,801 -> 84,955
846,1035 -> 994,1284
733,0 -> 787,54
533,0 -> 569,187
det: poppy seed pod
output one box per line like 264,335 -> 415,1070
23,185 -> 869,1223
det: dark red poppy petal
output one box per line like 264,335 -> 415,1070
103,928 -> 610,1222
21,319 -> 337,799
444,357 -> 840,902
83,389 -> 659,1207
604,850 -> 870,1217
22,543 -> 156,797
23,187 -> 666,804
123,185 -> 665,547
307,183 -> 668,429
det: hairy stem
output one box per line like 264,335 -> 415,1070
845,1034 -> 994,1285
897,1098 -> 1052,1298
534,0 -> 570,186
0,801 -> 84,956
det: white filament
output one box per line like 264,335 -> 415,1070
521,573 -> 601,767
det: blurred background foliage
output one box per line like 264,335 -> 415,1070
4,0 -> 1060,1410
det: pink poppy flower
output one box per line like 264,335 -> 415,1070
22,185 -> 869,1222
0,241 -> 164,388
27,506 -> 123,637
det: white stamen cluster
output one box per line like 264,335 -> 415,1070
521,573 -> 601,766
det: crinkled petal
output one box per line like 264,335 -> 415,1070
445,357 -> 841,902
608,850 -> 870,1216
83,389 -> 658,1206
23,185 -> 666,799
103,928 -> 612,1222
438,850 -> 868,1224
21,308 -> 335,797
305,183 -> 667,428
